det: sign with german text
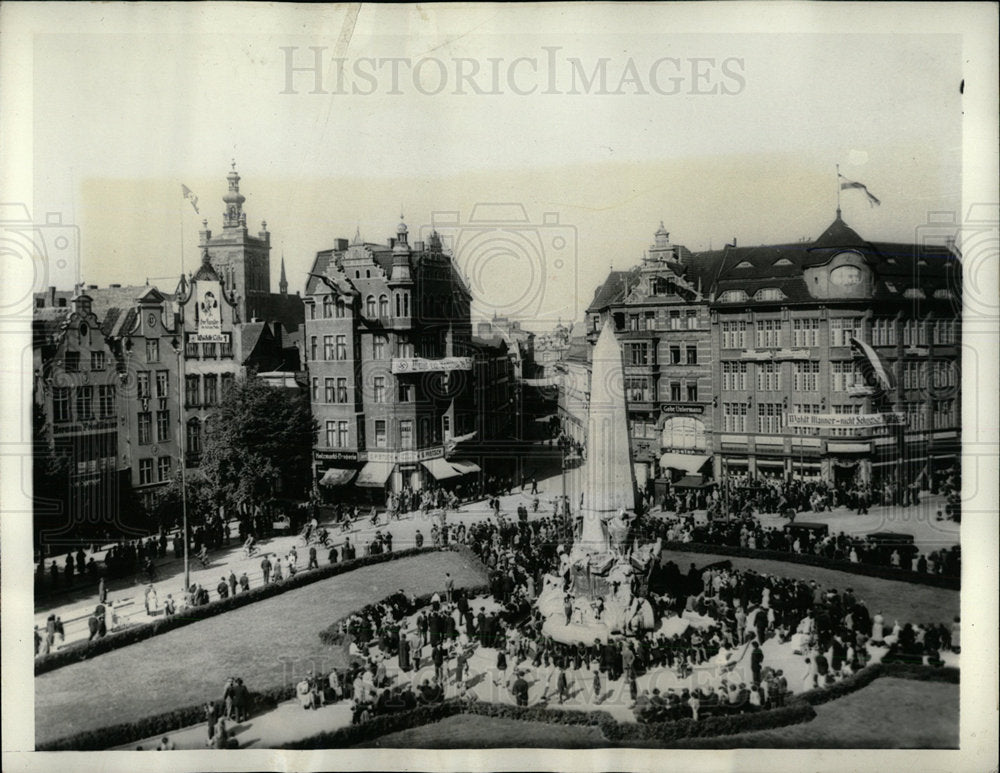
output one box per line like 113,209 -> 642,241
785,412 -> 907,428
194,281 -> 225,343
391,357 -> 472,374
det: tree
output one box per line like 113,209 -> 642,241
199,374 -> 317,513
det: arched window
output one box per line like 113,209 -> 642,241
395,293 -> 401,317
378,294 -> 389,318
323,295 -> 334,318
366,295 -> 376,317
335,298 -> 346,318
403,292 -> 410,317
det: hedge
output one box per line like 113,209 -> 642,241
660,541 -> 961,590
37,682 -> 299,752
795,661 -> 959,708
281,700 -> 466,749
36,545 -> 477,676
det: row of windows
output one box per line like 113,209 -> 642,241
136,410 -> 172,445
623,377 -> 698,403
63,351 -> 107,372
718,318 -> 959,350
52,385 -> 116,422
138,456 -> 172,485
185,373 -> 234,408
323,417 -> 449,450
624,307 -> 700,332
183,335 -> 233,360
136,371 -> 170,399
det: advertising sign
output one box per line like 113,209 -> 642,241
194,281 -> 225,343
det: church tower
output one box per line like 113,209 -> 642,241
198,162 -> 272,321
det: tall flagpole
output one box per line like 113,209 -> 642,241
836,164 -> 842,218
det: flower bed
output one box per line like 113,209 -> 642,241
35,546 -> 454,676
660,542 -> 960,590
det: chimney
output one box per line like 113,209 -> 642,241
334,238 -> 348,251
110,283 -> 121,289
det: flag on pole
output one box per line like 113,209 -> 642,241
851,337 -> 894,390
838,174 -> 881,207
181,184 -> 200,214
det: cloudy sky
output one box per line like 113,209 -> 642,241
6,4 -> 978,328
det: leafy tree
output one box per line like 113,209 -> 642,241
199,374 -> 316,513
149,467 -> 216,529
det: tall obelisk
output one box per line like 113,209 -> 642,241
577,323 -> 638,556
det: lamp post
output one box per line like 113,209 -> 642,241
170,333 -> 189,592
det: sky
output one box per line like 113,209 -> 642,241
17,6 -> 967,329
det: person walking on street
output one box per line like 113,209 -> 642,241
260,555 -> 272,584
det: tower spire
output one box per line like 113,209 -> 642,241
836,163 -> 842,219
223,162 -> 246,228
279,252 -> 288,295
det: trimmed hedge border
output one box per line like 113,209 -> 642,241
660,541 -> 960,590
796,661 -> 959,707
37,682 -> 298,752
35,545 -> 479,676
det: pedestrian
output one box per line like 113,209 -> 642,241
204,701 -> 217,747
273,556 -> 283,582
445,572 -> 454,603
98,576 -> 107,604
308,545 -> 318,569
228,571 -> 238,597
217,577 -> 229,600
260,554 -> 272,584
415,530 -> 424,548
557,665 -> 570,704
239,572 -> 250,593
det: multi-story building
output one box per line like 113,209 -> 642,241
708,211 -> 961,490
585,223 -> 717,493
581,212 -> 962,492
304,218 -> 476,499
32,293 -> 126,543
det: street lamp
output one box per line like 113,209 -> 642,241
170,333 -> 190,592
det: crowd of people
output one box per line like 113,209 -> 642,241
644,508 -> 962,578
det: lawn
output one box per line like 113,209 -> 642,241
365,677 -> 958,749
360,714 -> 607,748
674,677 -> 959,749
35,551 -> 486,747
659,549 -> 960,627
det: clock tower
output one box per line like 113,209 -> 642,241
197,162 -> 272,322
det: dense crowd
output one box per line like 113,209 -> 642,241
641,509 -> 962,578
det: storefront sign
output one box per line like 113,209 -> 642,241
660,403 -> 704,414
391,357 -> 471,374
314,450 -> 359,461
786,412 -> 907,428
361,447 -> 445,464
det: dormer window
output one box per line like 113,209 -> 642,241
773,258 -> 793,266
734,261 -> 753,269
717,289 -> 748,303
933,289 -> 952,300
754,287 -> 786,301
903,288 -> 926,299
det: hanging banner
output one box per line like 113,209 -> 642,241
194,281 -> 225,343
391,357 -> 471,374
786,412 -> 907,428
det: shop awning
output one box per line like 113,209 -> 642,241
319,467 -> 356,487
422,457 -> 462,480
356,461 -> 394,487
659,453 -> 710,474
449,460 -> 482,475
673,475 -> 713,489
